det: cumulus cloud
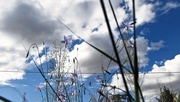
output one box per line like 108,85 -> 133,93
0,0 -> 61,85
142,54 -> 180,101
66,0 -> 162,73
0,33 -> 26,85
69,36 -> 115,74
123,0 -> 156,25
69,35 -> 151,73
110,54 -> 180,101
136,3 -> 155,25
0,0 -> 60,44
0,0 -> 178,86
37,0 -> 165,73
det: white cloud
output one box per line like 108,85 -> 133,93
152,54 -> 180,73
110,54 -> 180,101
0,0 -> 59,44
136,37 -> 149,67
69,41 -> 114,74
140,28 -> 150,35
136,3 -> 155,25
0,0 -> 60,85
149,40 -> 164,51
0,0 -> 178,87
124,0 -> 156,25
161,2 -> 180,14
0,33 -> 27,85
69,35 -> 152,74
64,0 -> 161,73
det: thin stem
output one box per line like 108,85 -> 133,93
27,44 -> 62,102
132,0 -> 144,101
99,0 -> 131,101
132,0 -> 139,101
108,0 -> 135,73
44,43 -> 49,102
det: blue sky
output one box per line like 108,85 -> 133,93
0,0 -> 180,101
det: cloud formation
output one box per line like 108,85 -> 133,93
0,33 -> 26,85
1,0 -> 60,44
161,2 -> 180,14
110,54 -> 180,101
0,0 -> 179,87
150,40 -> 164,51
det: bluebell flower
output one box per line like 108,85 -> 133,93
61,35 -> 72,48
122,21 -> 133,30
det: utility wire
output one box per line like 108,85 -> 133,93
0,70 -> 180,74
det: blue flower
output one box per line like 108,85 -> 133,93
122,21 -> 133,30
61,35 -> 72,48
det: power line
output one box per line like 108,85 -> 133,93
0,70 -> 180,74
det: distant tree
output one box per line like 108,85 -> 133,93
157,86 -> 177,102
110,93 -> 130,102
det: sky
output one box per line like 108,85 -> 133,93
0,0 -> 180,101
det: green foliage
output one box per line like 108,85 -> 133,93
157,86 -> 180,102
110,93 -> 130,102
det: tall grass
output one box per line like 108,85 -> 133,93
100,0 -> 144,101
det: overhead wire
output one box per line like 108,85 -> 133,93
1,70 -> 180,74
